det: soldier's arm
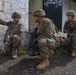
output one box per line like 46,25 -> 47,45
19,23 -> 23,32
43,19 -> 53,37
36,25 -> 43,36
16,23 -> 24,37
0,19 -> 8,25
70,21 -> 76,36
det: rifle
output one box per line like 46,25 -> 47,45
3,27 -> 10,43
67,25 -> 76,44
67,25 -> 71,44
29,27 -> 38,56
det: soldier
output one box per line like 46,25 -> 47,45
33,9 -> 59,69
0,12 -> 23,59
63,10 -> 76,57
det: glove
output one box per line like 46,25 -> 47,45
68,37 -> 70,43
29,48 -> 33,56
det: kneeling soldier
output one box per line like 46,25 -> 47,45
0,12 -> 23,59
33,9 -> 59,69
63,10 -> 76,57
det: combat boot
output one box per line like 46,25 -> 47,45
12,49 -> 17,59
37,59 -> 49,69
71,49 -> 76,57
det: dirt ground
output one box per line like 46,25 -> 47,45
0,53 -> 76,75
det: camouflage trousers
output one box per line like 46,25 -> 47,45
34,38 -> 57,59
3,35 -> 21,54
71,36 -> 76,50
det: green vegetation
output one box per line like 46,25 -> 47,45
18,47 -> 29,55
55,45 -> 69,57
18,45 -> 69,57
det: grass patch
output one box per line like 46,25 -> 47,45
18,47 -> 29,55
55,45 -> 68,57
18,45 -> 69,57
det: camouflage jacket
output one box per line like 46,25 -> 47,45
63,19 -> 76,37
0,19 -> 23,38
35,18 -> 58,40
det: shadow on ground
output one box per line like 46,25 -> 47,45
0,54 -> 11,64
0,53 -> 75,75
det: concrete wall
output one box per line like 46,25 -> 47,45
0,0 -> 29,48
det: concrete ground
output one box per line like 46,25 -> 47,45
0,53 -> 76,75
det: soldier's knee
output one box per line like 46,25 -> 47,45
11,35 -> 20,41
10,35 -> 20,47
12,35 -> 19,39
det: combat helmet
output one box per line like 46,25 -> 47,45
12,12 -> 21,19
66,10 -> 76,17
33,9 -> 46,17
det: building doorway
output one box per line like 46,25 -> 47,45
43,0 -> 62,31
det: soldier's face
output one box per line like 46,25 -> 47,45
67,16 -> 74,21
14,17 -> 20,22
34,16 -> 39,23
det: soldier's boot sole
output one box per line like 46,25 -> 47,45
37,59 -> 50,69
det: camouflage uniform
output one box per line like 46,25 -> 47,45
0,12 -> 23,58
33,9 -> 59,69
35,18 -> 58,59
63,10 -> 76,57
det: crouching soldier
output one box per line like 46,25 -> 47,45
63,10 -> 76,57
32,9 -> 60,69
0,12 -> 23,59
